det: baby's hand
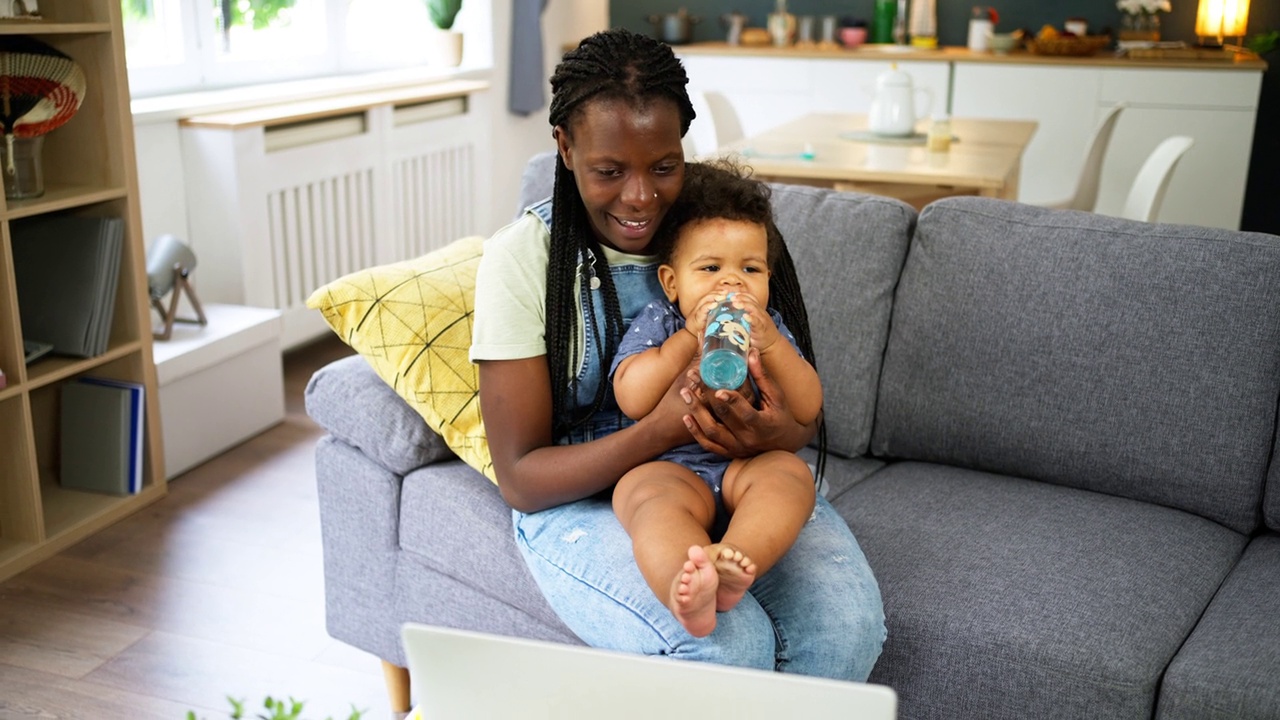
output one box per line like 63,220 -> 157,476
728,292 -> 781,353
685,292 -> 725,343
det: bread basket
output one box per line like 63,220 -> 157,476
1026,35 -> 1111,56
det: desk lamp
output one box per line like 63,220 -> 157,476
1196,0 -> 1250,49
147,234 -> 207,341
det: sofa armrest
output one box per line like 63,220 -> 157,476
305,354 -> 456,475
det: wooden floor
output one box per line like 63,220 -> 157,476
0,336 -> 399,720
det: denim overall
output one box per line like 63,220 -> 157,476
512,200 -> 886,678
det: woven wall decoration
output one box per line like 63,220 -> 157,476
0,35 -> 87,172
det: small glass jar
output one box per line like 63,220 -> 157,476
2,135 -> 45,200
927,114 -> 952,152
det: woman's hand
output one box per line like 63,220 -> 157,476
681,347 -> 814,457
645,354 -> 702,448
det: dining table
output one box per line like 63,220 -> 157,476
717,112 -> 1039,209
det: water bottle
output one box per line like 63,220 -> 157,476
872,0 -> 896,44
700,295 -> 751,390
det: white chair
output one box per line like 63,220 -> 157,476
1040,102 -> 1126,212
1119,136 -> 1195,223
686,91 -> 745,158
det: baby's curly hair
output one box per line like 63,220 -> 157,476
654,159 -> 812,367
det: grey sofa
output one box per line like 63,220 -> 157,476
306,160 -> 1280,719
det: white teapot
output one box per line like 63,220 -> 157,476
867,63 -> 933,137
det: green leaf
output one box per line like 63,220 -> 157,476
423,0 -> 462,30
1246,30 -> 1278,56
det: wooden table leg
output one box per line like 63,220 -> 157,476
382,660 -> 411,713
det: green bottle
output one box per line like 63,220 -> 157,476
872,0 -> 896,44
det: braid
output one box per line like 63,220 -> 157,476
545,28 -> 695,439
766,229 -> 828,483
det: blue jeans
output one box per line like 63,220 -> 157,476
513,493 -> 886,680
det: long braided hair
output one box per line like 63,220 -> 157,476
545,28 -> 696,439
652,159 -> 828,480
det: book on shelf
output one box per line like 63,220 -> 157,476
11,214 -> 125,359
60,377 -> 145,496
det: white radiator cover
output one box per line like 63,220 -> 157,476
181,91 -> 490,350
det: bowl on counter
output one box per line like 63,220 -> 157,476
840,26 -> 868,48
989,32 -> 1019,54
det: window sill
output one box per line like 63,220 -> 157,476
131,65 -> 493,125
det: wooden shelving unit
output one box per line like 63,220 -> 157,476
0,0 -> 166,582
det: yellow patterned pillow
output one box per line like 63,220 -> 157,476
306,235 -> 494,482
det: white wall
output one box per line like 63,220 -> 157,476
482,0 -> 608,234
132,0 -> 609,250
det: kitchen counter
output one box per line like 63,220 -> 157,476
675,42 -> 1267,71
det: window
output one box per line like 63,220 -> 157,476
123,0 -> 460,98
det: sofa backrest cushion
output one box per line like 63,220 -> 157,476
517,151 -> 556,218
770,185 -> 915,459
871,197 -> 1280,534
1268,435 -> 1280,532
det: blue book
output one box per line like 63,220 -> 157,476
60,377 -> 145,495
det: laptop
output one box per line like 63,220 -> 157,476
401,623 -> 897,719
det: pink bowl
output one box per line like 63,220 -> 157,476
840,27 -> 867,48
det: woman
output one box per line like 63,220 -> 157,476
471,27 -> 885,680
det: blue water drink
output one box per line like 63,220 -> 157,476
700,295 -> 751,390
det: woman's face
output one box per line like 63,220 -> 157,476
555,97 -> 685,255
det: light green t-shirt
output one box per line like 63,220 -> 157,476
470,209 -> 658,373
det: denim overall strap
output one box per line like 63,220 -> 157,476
561,247 -> 664,443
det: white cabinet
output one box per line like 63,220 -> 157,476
951,65 -> 1104,208
954,63 -> 1260,229
1092,69 -> 1260,229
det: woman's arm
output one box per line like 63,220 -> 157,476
480,357 -> 695,512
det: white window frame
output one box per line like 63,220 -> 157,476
125,0 -> 486,99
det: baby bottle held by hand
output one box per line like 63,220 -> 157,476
700,294 -> 751,390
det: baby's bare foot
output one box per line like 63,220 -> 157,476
671,545 -> 719,638
706,543 -> 757,612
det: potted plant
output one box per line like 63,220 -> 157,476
425,0 -> 463,67
187,695 -> 365,720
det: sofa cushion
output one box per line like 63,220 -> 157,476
837,461 -> 1247,720
769,185 -> 914,459
306,235 -> 494,481
396,460 -> 571,636
872,197 -> 1280,533
306,355 -> 455,476
1157,533 -> 1280,720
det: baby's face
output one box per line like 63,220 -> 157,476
660,217 -> 771,319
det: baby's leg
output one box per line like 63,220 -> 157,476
719,451 -> 817,582
613,461 -> 719,637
